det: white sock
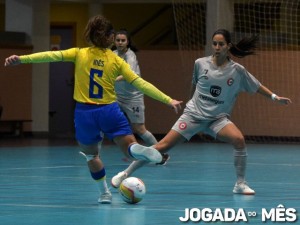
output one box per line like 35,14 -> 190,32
234,148 -> 247,183
139,130 -> 157,146
96,177 -> 109,194
124,160 -> 149,176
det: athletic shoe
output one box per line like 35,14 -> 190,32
111,171 -> 128,188
98,191 -> 112,204
156,153 -> 170,165
233,181 -> 255,195
128,143 -> 162,163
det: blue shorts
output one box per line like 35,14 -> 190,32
74,102 -> 132,145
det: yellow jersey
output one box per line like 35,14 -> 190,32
20,47 -> 172,105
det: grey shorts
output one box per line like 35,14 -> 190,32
117,99 -> 145,124
172,113 -> 232,140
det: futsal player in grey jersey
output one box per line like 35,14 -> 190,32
114,48 -> 143,103
112,29 -> 291,195
112,30 -> 170,183
114,29 -> 157,146
185,56 -> 260,122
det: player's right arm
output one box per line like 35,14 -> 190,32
4,48 -> 77,66
190,84 -> 196,98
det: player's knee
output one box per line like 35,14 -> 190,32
78,142 -> 100,161
79,151 -> 98,162
232,135 -> 245,149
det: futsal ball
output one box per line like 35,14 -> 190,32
119,177 -> 146,204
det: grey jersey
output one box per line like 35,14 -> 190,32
185,56 -> 261,120
114,48 -> 143,101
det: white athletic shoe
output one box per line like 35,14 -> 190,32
98,191 -> 112,204
128,143 -> 162,163
111,171 -> 128,188
233,181 -> 255,195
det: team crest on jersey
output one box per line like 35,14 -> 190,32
178,122 -> 187,130
210,85 -> 221,97
227,78 -> 234,86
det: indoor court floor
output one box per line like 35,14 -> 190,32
0,138 -> 299,225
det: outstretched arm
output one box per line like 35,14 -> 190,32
257,85 -> 292,105
5,49 -> 74,66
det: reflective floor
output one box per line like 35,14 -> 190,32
0,138 -> 299,225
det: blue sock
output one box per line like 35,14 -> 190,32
90,168 -> 106,181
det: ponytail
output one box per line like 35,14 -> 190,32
212,29 -> 259,58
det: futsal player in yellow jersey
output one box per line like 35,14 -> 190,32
4,15 -> 182,204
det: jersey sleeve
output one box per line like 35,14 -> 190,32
131,77 -> 172,104
237,66 -> 261,93
117,59 -> 172,104
126,51 -> 140,75
119,60 -> 140,83
192,60 -> 201,85
20,48 -> 78,64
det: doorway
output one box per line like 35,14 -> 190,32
49,24 -> 76,138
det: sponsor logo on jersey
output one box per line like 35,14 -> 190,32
210,85 -> 221,97
198,94 -> 224,104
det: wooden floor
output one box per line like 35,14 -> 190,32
0,137 -> 299,225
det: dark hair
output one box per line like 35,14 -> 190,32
115,29 -> 138,52
84,15 -> 114,48
212,29 -> 259,58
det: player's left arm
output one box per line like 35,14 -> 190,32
131,77 -> 182,113
120,60 -> 182,112
257,85 -> 292,105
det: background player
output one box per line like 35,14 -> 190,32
113,29 -> 170,166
